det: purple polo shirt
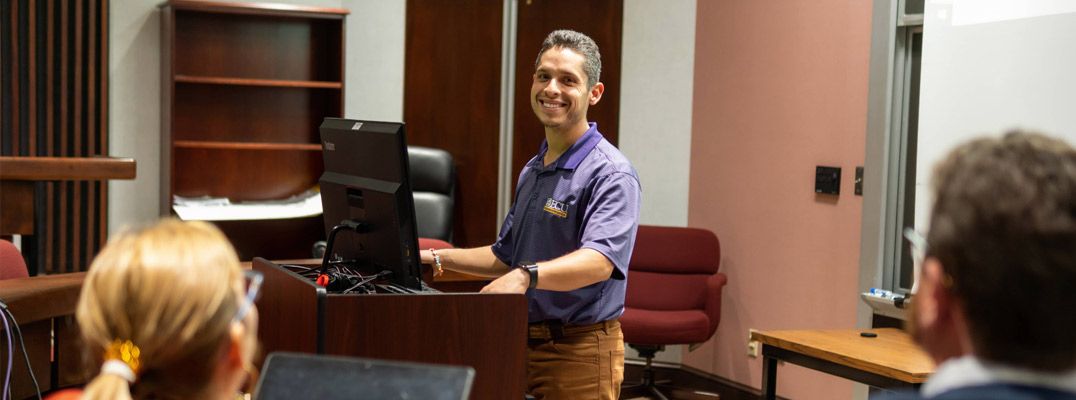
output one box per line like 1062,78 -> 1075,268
492,123 -> 641,325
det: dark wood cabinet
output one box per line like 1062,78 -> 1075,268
160,1 -> 347,260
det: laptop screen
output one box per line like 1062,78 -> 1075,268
254,352 -> 474,400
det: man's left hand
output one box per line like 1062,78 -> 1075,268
480,268 -> 530,294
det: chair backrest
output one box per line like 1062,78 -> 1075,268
254,352 -> 474,400
0,239 -> 29,280
626,225 -> 720,311
408,146 -> 456,242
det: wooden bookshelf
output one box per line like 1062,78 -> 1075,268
160,1 -> 347,260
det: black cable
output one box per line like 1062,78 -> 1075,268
341,276 -> 379,294
281,264 -> 314,272
339,270 -> 393,294
0,305 -> 41,400
7,310 -> 41,400
319,220 -> 366,276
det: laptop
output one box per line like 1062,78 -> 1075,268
253,352 -> 475,400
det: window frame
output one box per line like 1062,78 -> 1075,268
860,0 -> 925,313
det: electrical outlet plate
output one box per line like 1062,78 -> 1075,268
747,328 -> 761,358
747,341 -> 760,358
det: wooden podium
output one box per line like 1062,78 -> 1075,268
252,259 -> 528,400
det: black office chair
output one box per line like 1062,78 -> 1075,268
407,145 -> 456,243
313,145 -> 457,258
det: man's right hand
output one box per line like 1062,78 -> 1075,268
480,267 -> 529,294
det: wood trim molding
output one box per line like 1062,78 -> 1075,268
0,156 -> 136,181
160,0 -> 349,17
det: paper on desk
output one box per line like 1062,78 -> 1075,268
172,189 -> 322,221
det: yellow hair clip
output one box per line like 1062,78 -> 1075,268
104,339 -> 142,375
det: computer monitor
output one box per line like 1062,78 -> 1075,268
254,352 -> 474,400
318,118 -> 422,290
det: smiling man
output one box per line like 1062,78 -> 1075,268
420,30 -> 641,399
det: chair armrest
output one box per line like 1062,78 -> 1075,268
705,272 -> 728,336
418,237 -> 454,250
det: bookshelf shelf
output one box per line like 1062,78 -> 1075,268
173,140 -> 323,151
175,75 -> 343,89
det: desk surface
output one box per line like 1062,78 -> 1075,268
249,258 -> 490,283
752,328 -> 934,384
0,272 -> 85,324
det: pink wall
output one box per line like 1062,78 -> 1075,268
686,1 -> 873,399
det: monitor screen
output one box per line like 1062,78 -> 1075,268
254,352 -> 474,400
318,118 -> 422,290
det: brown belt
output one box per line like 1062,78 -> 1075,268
527,320 -> 615,344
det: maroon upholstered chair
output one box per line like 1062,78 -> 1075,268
620,225 -> 726,399
0,239 -> 30,280
417,237 -> 453,251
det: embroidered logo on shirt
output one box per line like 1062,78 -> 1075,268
543,198 -> 568,218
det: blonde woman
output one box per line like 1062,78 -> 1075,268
52,219 -> 259,400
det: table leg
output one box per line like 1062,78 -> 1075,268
761,352 -> 778,400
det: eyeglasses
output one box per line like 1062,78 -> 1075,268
903,227 -> 955,290
903,227 -> 928,266
234,269 -> 263,323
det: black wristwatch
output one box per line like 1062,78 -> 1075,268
521,263 -> 539,289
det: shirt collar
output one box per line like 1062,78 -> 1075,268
535,123 -> 602,171
922,355 -> 1076,397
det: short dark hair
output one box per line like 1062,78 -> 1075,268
535,30 -> 602,88
927,130 -> 1076,371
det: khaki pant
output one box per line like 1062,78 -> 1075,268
526,320 -> 624,400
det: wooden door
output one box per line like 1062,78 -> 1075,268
512,0 -> 623,184
404,0 -> 504,247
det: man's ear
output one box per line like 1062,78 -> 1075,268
916,258 -> 948,328
914,257 -> 970,362
589,82 -> 604,105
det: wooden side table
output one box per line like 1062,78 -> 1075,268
751,328 -> 934,399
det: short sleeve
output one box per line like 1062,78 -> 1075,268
490,201 -> 516,266
579,172 -> 641,280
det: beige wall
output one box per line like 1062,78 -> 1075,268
619,0 -> 696,229
686,1 -> 872,399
